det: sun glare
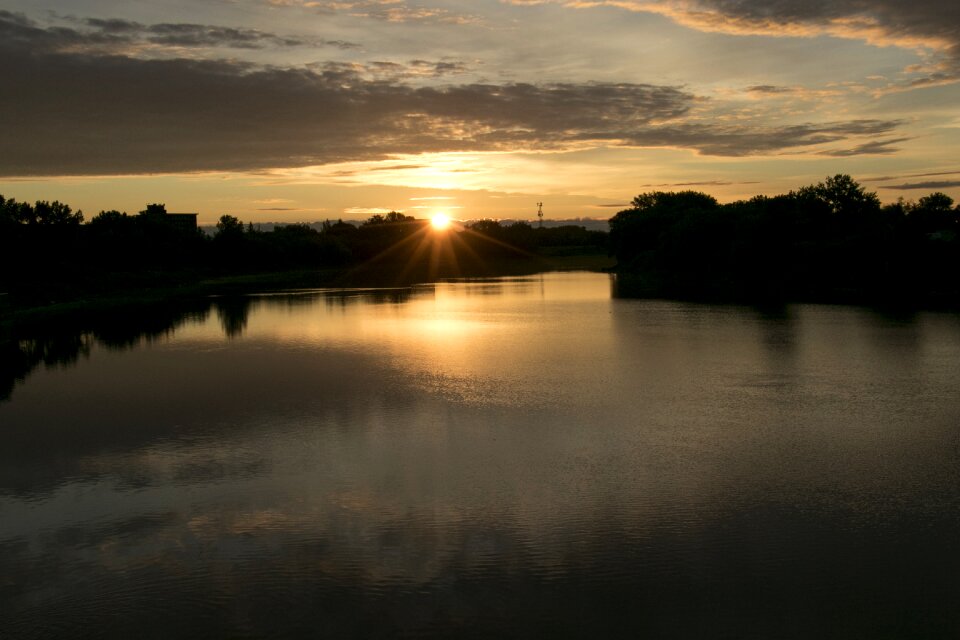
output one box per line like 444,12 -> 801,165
431,213 -> 451,231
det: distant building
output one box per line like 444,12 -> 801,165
165,212 -> 198,232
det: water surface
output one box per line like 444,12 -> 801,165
2,272 -> 960,638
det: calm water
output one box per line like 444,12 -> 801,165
2,272 -> 960,638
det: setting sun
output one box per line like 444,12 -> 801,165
430,213 -> 451,231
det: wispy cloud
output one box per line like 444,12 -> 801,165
343,206 -> 400,215
637,180 -> 761,188
817,137 -> 912,157
268,0 -> 481,25
308,59 -> 471,82
742,84 -> 844,101
863,170 -> 960,183
879,180 -> 960,190
616,119 -> 904,157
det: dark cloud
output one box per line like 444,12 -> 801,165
879,181 -> 960,190
676,0 -> 957,43
672,0 -> 960,86
615,119 -> 903,157
143,23 -> 307,49
84,18 -> 142,34
745,85 -> 791,94
327,164 -> 428,177
367,164 -> 428,172
0,10 -> 353,54
0,12 -> 909,176
0,48 -> 693,175
863,170 -> 960,183
818,137 -> 911,157
0,10 -> 129,53
409,59 -> 470,76
323,40 -> 362,50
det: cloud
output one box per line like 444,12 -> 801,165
270,0 -> 481,25
740,84 -> 845,100
343,207 -> 399,215
0,13 -> 909,176
615,119 -> 903,157
637,180 -> 761,187
817,137 -> 912,157
509,0 -> 960,89
863,170 -> 960,183
139,23 -> 307,49
561,0 -> 956,49
310,59 -> 471,82
745,85 -> 792,95
0,10 -> 356,56
879,181 -> 960,190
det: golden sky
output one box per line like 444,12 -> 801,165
1,0 -> 959,223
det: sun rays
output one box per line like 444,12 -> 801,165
339,216 -> 543,287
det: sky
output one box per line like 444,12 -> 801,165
1,0 -> 959,224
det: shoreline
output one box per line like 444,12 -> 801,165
7,251 -> 959,334
1,253 -> 616,330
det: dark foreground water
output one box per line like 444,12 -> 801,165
2,272 -> 960,638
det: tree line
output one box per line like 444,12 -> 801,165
6,174 -> 955,309
610,174 -> 959,304
0,198 -> 607,308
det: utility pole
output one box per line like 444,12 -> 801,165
537,202 -> 543,228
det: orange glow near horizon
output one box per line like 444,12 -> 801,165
430,213 -> 452,231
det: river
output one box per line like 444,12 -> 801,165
2,271 -> 959,638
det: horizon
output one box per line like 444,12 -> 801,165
2,1 -> 958,222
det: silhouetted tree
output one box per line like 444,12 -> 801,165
325,219 -> 357,237
608,190 -> 719,269
0,194 -> 24,227
215,214 -> 245,239
1,197 -> 36,225
467,219 -> 502,236
794,174 -> 880,217
139,203 -> 167,218
385,211 -> 414,223
610,176 -> 960,303
89,210 -> 130,227
907,192 -> 957,236
33,200 -> 83,225
363,211 -> 414,226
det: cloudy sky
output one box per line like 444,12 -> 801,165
2,0 -> 959,223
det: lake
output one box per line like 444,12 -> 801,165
2,271 -> 960,638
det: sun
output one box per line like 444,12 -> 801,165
430,213 -> 451,231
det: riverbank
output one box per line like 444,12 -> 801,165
610,269 -> 960,311
1,253 -> 615,330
